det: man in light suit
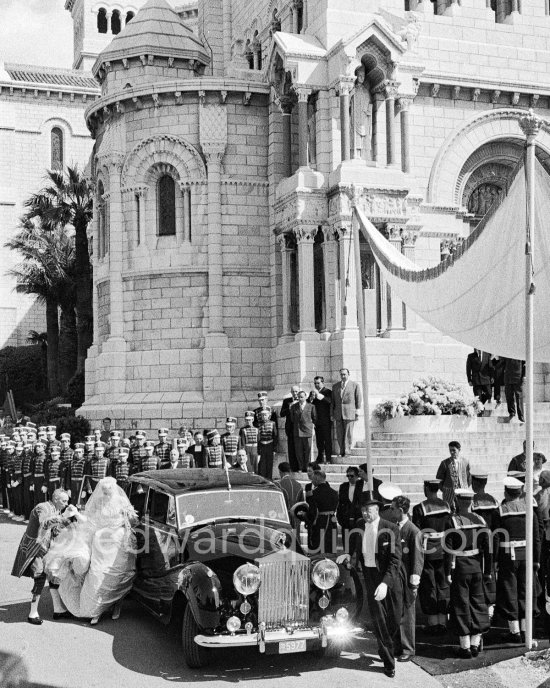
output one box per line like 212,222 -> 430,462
331,368 -> 362,457
290,390 -> 317,471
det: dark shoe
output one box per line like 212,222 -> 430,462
383,667 -> 395,678
397,654 -> 413,662
458,648 -> 472,659
504,632 -> 522,644
470,645 -> 481,658
53,611 -> 72,620
27,616 -> 43,625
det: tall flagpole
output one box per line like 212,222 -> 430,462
350,189 -> 373,492
519,109 -> 541,650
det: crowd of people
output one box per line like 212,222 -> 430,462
466,351 -> 525,421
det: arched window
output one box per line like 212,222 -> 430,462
126,11 -> 135,24
245,40 -> 254,69
111,9 -> 121,34
51,127 -> 64,170
157,175 -> 176,236
296,0 -> 304,33
97,7 -> 108,33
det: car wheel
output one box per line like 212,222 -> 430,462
182,604 -> 210,668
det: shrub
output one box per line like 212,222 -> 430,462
28,401 -> 91,442
0,345 -> 49,408
374,377 -> 483,422
66,371 -> 85,409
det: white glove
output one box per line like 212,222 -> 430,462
29,484 -> 34,492
374,582 -> 388,602
67,489 -> 72,497
13,481 -> 19,487
64,505 -> 77,518
410,574 -> 420,587
336,554 -> 350,565
81,490 -> 87,497
41,486 -> 48,494
10,481 -> 15,488
447,575 -> 452,584
546,596 -> 550,616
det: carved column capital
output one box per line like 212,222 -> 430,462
520,108 -> 542,141
295,85 -> 311,102
202,143 -> 226,163
337,78 -> 355,96
294,225 -> 317,243
401,229 -> 419,249
397,96 -> 413,113
277,93 -> 297,114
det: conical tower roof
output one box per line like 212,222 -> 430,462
94,0 -> 209,73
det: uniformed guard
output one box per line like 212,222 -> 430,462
304,470 -> 339,553
178,424 -> 194,446
9,442 -> 25,521
93,428 -> 102,445
141,441 -> 161,472
175,441 -> 193,468
105,430 -> 121,475
83,435 -> 95,463
37,427 -> 47,444
495,476 -> 541,643
44,426 -> 60,461
84,442 -> 110,496
221,418 -> 239,466
4,441 -> 16,515
129,430 -> 148,473
21,442 -> 34,521
205,429 -> 225,468
253,392 -> 279,432
32,442 -> 47,506
257,408 -> 277,480
239,411 -> 259,473
445,488 -> 491,658
0,435 -> 10,513
155,428 -> 172,468
45,446 -> 63,499
114,447 -> 131,489
66,443 -> 87,505
412,478 -> 453,633
471,471 -> 499,619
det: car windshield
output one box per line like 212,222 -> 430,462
175,489 -> 289,528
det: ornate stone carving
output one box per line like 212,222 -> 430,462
453,86 -> 461,100
168,57 -> 175,67
520,108 -> 542,140
472,88 -> 481,102
200,103 -> 228,151
491,90 -> 501,104
401,229 -> 418,248
530,94 -> 540,108
398,12 -> 421,51
220,90 -> 228,104
431,84 -> 440,98
243,91 -> 252,106
294,225 -> 317,243
152,94 -> 160,109
512,92 -> 520,106
139,55 -> 147,66
385,80 -> 400,100
122,58 -> 129,69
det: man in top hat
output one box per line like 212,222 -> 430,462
65,443 -> 87,506
338,491 -> 403,678
253,392 -> 278,430
155,428 -> 172,468
303,470 -> 339,554
495,476 -> 542,643
445,488 -> 491,658
257,408 -> 278,480
290,390 -> 317,472
386,494 -> 424,662
187,431 -> 206,469
84,442 -> 110,497
130,430 -> 148,473
280,386 -> 300,471
141,441 -> 161,472
239,412 -> 259,473
205,430 -> 226,468
471,471 -> 499,619
44,446 -> 63,500
32,442 -> 47,506
412,479 -> 453,633
436,441 -> 471,512
331,368 -> 362,458
221,418 -> 239,467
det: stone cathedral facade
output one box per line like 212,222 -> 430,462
69,0 -> 550,428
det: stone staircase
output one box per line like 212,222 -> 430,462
293,403 -> 550,503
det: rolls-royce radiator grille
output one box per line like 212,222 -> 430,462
257,556 -> 310,629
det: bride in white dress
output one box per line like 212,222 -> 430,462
45,477 -> 138,623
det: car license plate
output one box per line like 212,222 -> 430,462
279,639 -> 307,654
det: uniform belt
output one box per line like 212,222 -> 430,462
318,511 -> 335,516
34,473 -> 44,477
48,477 -> 60,482
425,531 -> 445,539
502,539 -> 526,561
245,444 -> 257,447
454,548 -> 479,557
259,441 -> 273,445
23,473 -> 32,477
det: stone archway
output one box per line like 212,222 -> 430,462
427,109 -> 550,206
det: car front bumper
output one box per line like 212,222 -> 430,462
194,622 -> 360,651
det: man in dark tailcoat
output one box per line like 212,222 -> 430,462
503,357 -> 525,423
304,470 -> 338,554
280,386 -> 300,472
466,349 -> 493,405
336,466 -> 364,553
309,376 -> 333,463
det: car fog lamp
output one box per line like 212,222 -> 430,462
233,563 -> 261,595
336,607 -> 349,623
312,559 -> 340,590
318,593 -> 330,610
227,616 -> 242,633
240,600 -> 252,615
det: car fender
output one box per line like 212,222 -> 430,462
178,562 -> 222,630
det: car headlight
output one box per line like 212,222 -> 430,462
335,607 -> 349,623
312,559 -> 340,590
227,616 -> 242,633
233,563 -> 261,595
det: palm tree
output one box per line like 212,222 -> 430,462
26,166 -> 94,373
6,221 -> 76,397
26,330 -> 48,393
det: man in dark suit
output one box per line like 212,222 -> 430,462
290,390 -> 316,471
280,386 -> 300,472
466,349 -> 492,405
309,376 -> 333,463
503,357 -> 525,423
388,495 -> 424,662
338,492 -> 403,678
305,470 -> 338,554
336,466 -> 364,552
331,368 -> 361,457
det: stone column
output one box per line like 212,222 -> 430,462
372,86 -> 387,166
91,194 -> 100,345
294,225 -> 317,339
204,147 -> 224,334
398,97 -> 412,173
384,81 -> 398,167
339,81 -> 352,163
401,229 -> 418,330
322,227 -> 339,334
107,157 -> 125,341
296,87 -> 310,168
384,225 -> 405,333
278,234 -> 293,341
135,188 -> 146,247
336,223 -> 358,331
279,95 -> 294,177
511,0 -> 519,12
181,184 -> 191,241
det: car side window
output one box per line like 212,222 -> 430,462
129,483 -> 148,519
149,489 -> 170,524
